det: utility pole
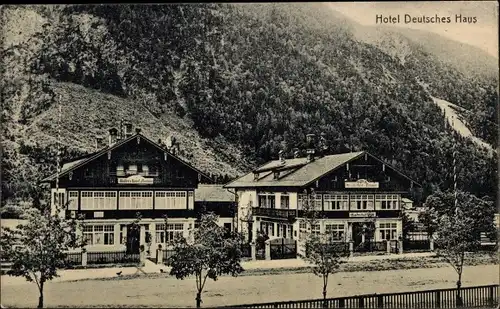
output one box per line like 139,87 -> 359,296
55,94 -> 62,216
452,116 -> 458,215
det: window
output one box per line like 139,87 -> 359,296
155,191 -> 186,209
376,195 -> 400,210
81,191 -> 117,210
83,225 -> 115,245
298,194 -> 322,210
325,224 -> 345,242
68,191 -> 78,210
324,195 -> 349,210
127,164 -> 138,175
299,221 -> 308,240
379,223 -> 398,240
311,224 -> 321,235
280,194 -> 290,209
350,195 -> 374,210
53,191 -> 65,209
141,165 -> 149,176
155,223 -> 184,243
258,193 -> 275,208
260,222 -> 274,236
116,165 -> 125,177
119,191 -> 153,209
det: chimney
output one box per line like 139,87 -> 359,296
135,128 -> 141,135
108,128 -> 118,146
95,136 -> 104,151
306,133 -> 316,162
318,132 -> 328,157
166,135 -> 176,150
123,122 -> 133,138
306,149 -> 315,162
279,150 -> 285,164
306,133 -> 316,148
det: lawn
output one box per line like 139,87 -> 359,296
1,264 -> 498,308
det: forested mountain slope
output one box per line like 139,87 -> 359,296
1,4 -> 497,216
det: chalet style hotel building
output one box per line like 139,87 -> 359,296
225,146 -> 421,255
41,122 -> 235,255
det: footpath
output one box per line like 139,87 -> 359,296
0,252 -> 435,286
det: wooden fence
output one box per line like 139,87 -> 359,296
87,251 -> 140,264
222,284 -> 498,308
63,251 -> 140,266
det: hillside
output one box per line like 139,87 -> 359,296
431,97 -> 493,153
1,4 -> 497,215
348,22 -> 498,148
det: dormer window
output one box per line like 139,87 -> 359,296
116,165 -> 125,177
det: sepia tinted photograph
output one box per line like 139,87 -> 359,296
0,2 -> 498,308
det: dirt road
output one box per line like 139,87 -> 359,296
1,264 -> 498,308
432,96 -> 494,153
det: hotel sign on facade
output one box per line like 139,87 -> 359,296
349,212 -> 377,218
345,179 -> 379,189
117,175 -> 154,185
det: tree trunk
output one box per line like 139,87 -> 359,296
323,279 -> 328,308
38,281 -> 44,308
196,291 -> 202,308
456,274 -> 463,307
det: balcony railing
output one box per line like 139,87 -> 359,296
253,207 -> 297,219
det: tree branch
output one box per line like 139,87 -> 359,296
200,270 -> 210,293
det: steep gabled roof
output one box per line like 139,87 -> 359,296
195,184 -> 235,202
41,132 -> 212,183
224,151 -> 421,189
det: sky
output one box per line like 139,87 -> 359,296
329,1 -> 498,58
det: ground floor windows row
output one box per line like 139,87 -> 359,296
79,221 -> 233,246
260,222 -> 294,239
80,223 -> 189,246
295,220 -> 400,242
83,225 -> 115,245
59,190 -> 191,210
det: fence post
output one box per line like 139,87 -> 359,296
430,238 -> 434,251
140,248 -> 146,265
265,241 -> 271,260
435,290 -> 441,308
81,251 -> 87,267
398,239 -> 404,254
488,285 -> 494,307
251,242 -> 256,260
358,297 -> 364,308
386,240 -> 391,254
156,249 -> 163,264
377,295 -> 383,308
349,241 -> 354,258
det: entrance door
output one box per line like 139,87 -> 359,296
126,224 -> 140,254
352,223 -> 363,247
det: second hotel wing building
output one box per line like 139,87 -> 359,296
225,150 -> 422,255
